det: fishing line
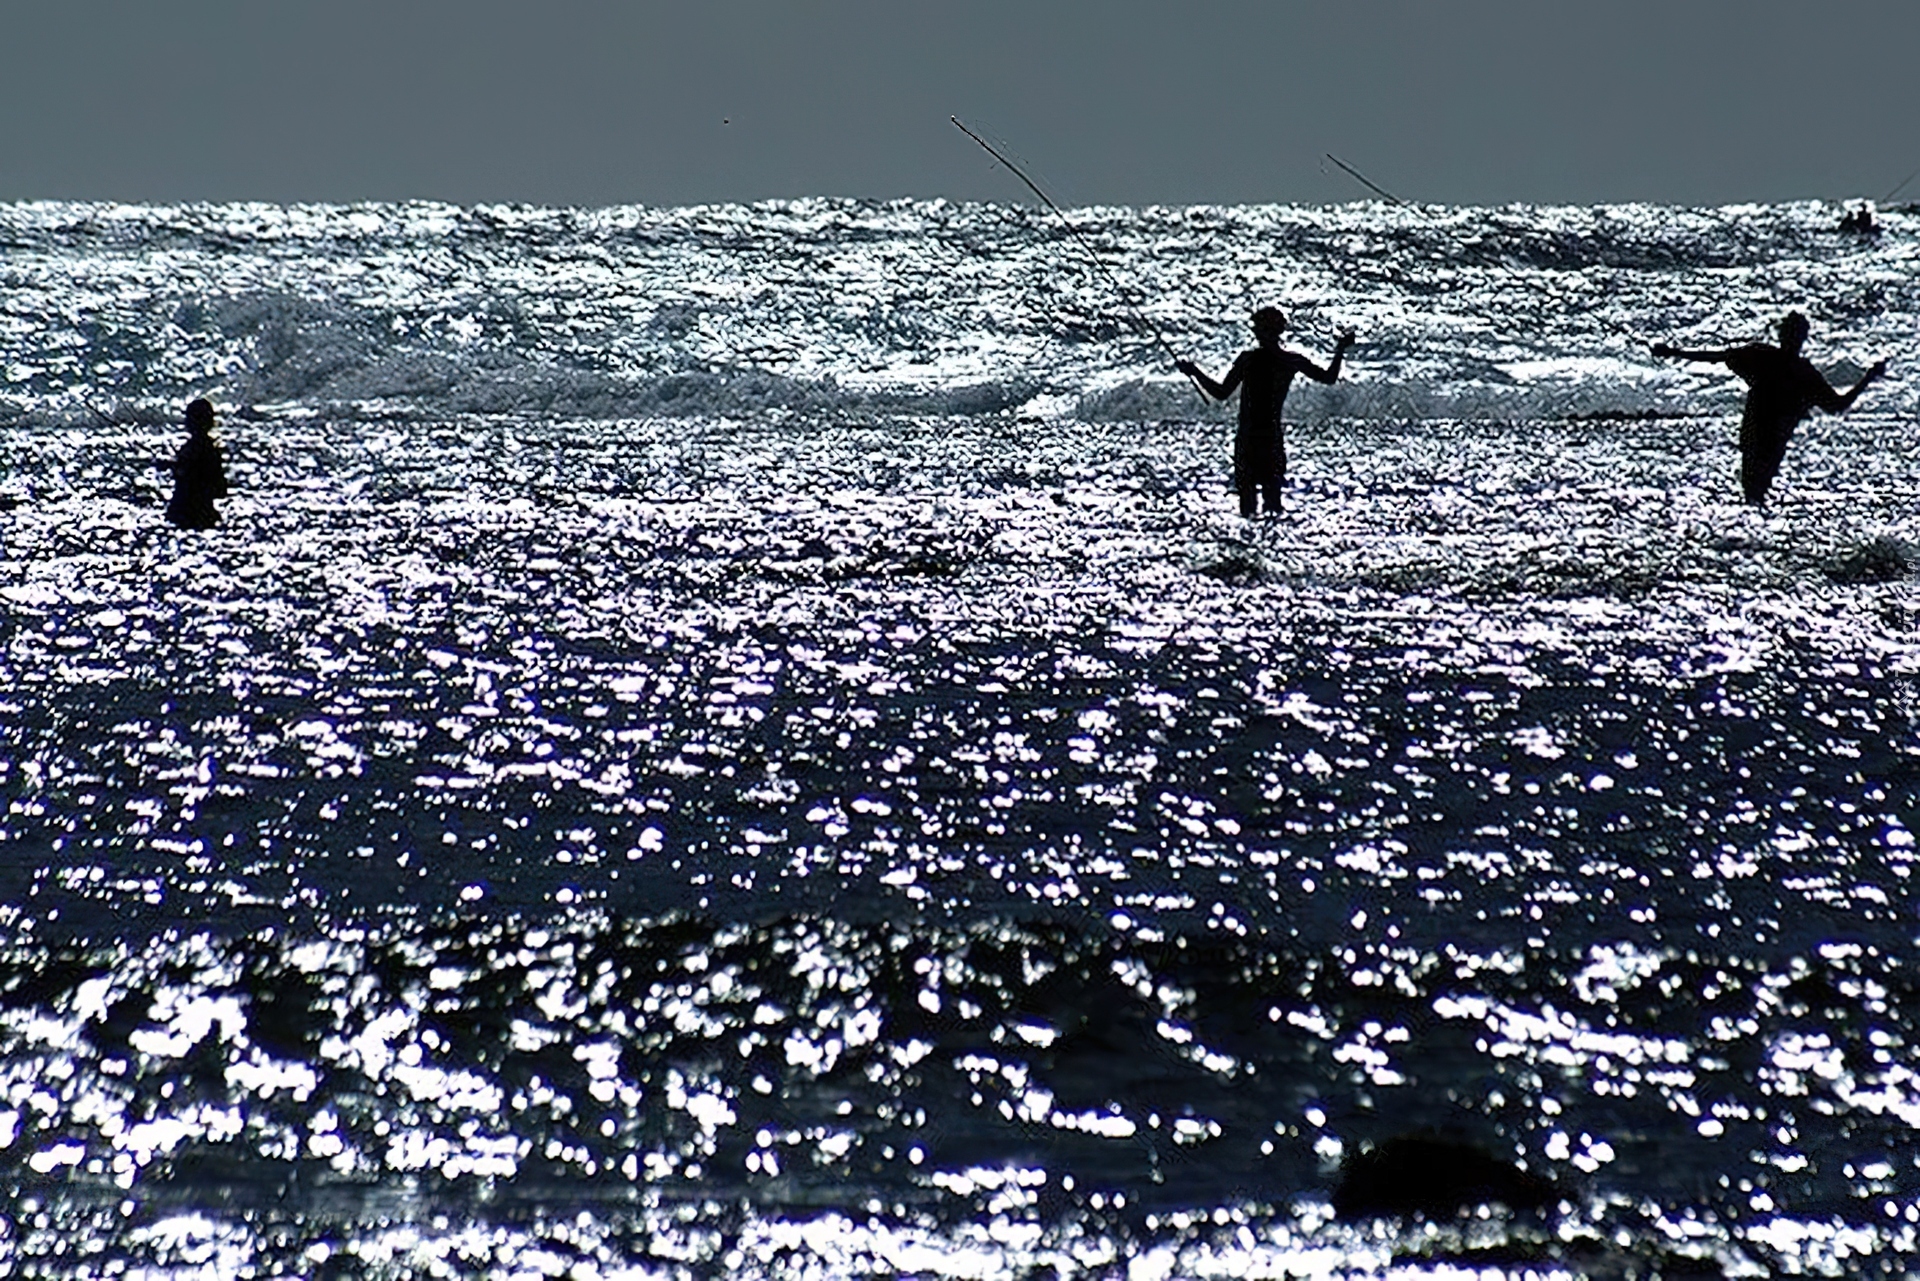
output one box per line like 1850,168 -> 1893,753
1882,166 -> 1919,204
1324,153 -> 1660,351
951,116 -> 1206,401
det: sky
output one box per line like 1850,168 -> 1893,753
4,1 -> 1918,209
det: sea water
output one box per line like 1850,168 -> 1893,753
0,197 -> 1917,1277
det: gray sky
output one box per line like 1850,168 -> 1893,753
5,1 -> 1917,208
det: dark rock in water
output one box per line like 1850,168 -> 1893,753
1193,545 -> 1270,586
1824,536 -> 1914,585
1332,1135 -> 1561,1220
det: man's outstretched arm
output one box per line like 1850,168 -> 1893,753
1296,330 -> 1357,384
1651,343 -> 1736,363
1821,358 -> 1890,413
1175,358 -> 1239,402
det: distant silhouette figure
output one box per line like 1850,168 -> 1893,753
1177,308 -> 1354,516
1653,313 -> 1887,505
1838,204 -> 1877,234
166,398 -> 228,529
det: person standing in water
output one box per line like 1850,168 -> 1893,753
166,398 -> 228,529
1652,312 -> 1887,506
1177,307 -> 1355,516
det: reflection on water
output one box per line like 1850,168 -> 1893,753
5,913 -> 1920,1277
2,196 -> 1919,1275
2,405 -> 1916,1276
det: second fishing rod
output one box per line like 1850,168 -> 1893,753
1323,150 -> 1660,352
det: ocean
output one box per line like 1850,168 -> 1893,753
1,196 -> 1916,1277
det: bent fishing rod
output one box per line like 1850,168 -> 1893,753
951,116 -> 1206,401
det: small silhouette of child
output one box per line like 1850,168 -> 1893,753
167,398 -> 228,529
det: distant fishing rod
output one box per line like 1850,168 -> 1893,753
1324,154 -> 1406,206
1323,151 -> 1659,351
951,116 -> 1205,401
1883,166 -> 1919,204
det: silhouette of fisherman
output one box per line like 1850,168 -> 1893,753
1652,313 -> 1887,506
1838,204 -> 1877,234
166,398 -> 228,529
1176,308 -> 1354,516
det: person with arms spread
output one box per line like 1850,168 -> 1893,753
1177,307 -> 1354,517
1653,312 -> 1887,506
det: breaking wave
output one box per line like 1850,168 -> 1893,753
3,197 -> 1911,430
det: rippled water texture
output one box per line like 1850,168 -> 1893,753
1,199 -> 1918,1277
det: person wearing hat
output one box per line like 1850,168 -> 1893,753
1177,307 -> 1355,517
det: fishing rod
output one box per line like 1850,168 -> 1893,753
1323,153 -> 1406,206
951,116 -> 1206,401
1323,151 -> 1660,352
1883,166 -> 1919,204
